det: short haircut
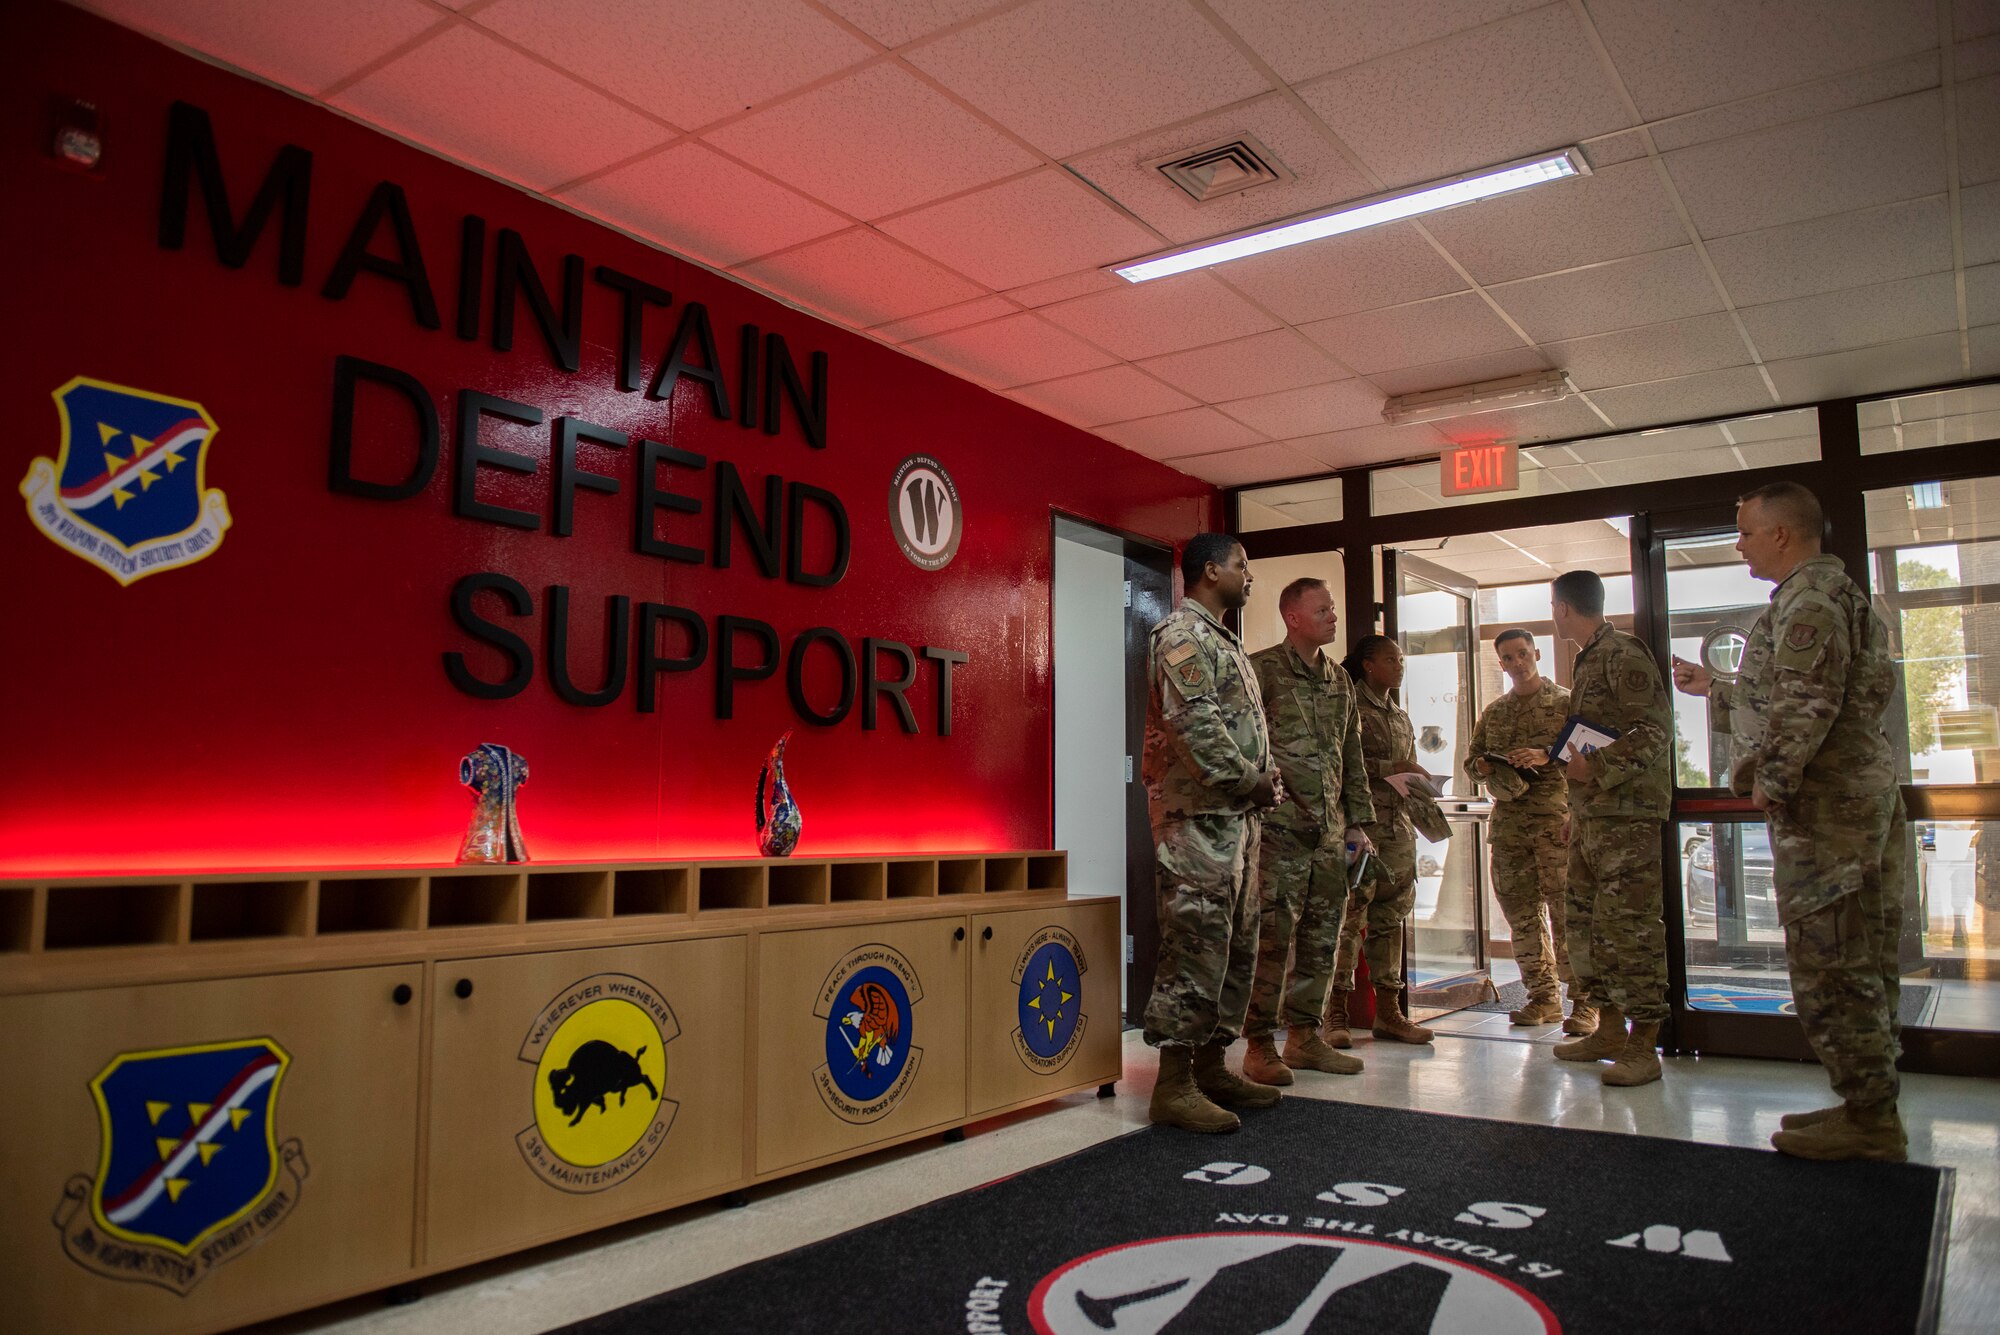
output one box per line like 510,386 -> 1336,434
1739,480 -> 1827,543
1278,577 -> 1329,613
1550,570 -> 1605,618
1180,532 -> 1241,587
1494,627 -> 1535,651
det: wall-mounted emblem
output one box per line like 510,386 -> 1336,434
1012,926 -> 1089,1074
814,943 -> 923,1124
53,1038 -> 307,1294
22,377 -> 231,585
517,974 -> 680,1193
887,454 -> 960,571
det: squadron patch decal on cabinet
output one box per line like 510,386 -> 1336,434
814,943 -> 924,1124
1012,925 -> 1088,1075
516,974 -> 680,1193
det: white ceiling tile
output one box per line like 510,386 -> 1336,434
76,0 -> 443,93
1488,247 -> 1722,342
1649,52 -> 1938,154
1367,347 -> 1553,397
1064,94 -> 1377,245
871,295 -> 1020,341
330,24 -> 670,190
1205,0 -> 1549,85
876,170 -> 1161,289
1961,1 -> 2000,40
1296,5 -> 1631,189
1582,129 -> 1651,167
1705,197 -> 1954,306
1960,32 -> 2000,77
1137,329 -> 1351,402
560,141 -> 849,267
1095,408 -> 1268,459
1959,73 -> 2000,183
1766,332 -> 1969,401
1165,443 -> 1324,487
1221,223 -> 1467,324
476,0 -> 872,130
1299,292 -> 1525,373
1421,158 -> 1687,286
734,229 -> 986,326
1739,273 -> 1961,361
1664,93 -> 1947,239
1288,422 -> 1452,469
903,312 -> 1117,387
905,0 -> 1270,158
1007,365 -> 1197,426
1967,262 -> 2000,326
819,0 -> 1010,47
1545,313 -> 1752,391
1585,366 -> 1776,429
1971,324 -> 2000,377
1432,397 -> 1606,445
1216,380 -> 1387,438
1006,269 -> 1123,307
1585,0 -> 1937,121
1037,271 -> 1280,360
1965,180 -> 2000,267
701,62 -> 1040,219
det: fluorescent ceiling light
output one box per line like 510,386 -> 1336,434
1110,148 -> 1588,283
1384,370 -> 1575,426
1909,481 -> 1946,510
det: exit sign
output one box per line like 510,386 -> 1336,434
1441,441 -> 1519,497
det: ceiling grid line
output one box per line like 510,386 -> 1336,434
1940,0 -> 1973,376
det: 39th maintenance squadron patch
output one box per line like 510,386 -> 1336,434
516,974 -> 680,1193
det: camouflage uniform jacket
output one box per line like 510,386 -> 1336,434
1709,555 -> 1897,804
1354,682 -> 1417,835
1567,622 -> 1671,820
1144,599 -> 1272,823
1251,641 -> 1376,841
1464,681 -> 1571,818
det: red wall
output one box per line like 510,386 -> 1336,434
2,1 -> 1215,875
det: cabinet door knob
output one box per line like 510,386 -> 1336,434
392,984 -> 414,1006
454,978 -> 474,999
954,926 -> 966,941
982,926 -> 994,941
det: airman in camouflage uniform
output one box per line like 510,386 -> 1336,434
1240,578 -> 1376,1085
1549,571 -> 1673,1086
1675,483 -> 1907,1161
1143,534 -> 1286,1134
1466,631 -> 1577,1028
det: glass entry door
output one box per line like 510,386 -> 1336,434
1387,550 -> 1490,1008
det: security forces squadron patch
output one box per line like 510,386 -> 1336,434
1012,926 -> 1088,1074
22,377 -> 231,585
814,943 -> 923,1124
53,1038 -> 307,1295
516,974 -> 680,1193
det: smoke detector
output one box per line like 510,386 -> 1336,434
1147,134 -> 1293,203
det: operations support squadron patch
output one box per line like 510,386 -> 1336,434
1012,925 -> 1089,1074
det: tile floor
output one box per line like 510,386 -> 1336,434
261,1028 -> 2000,1335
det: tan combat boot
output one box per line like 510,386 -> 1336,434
1192,1039 -> 1282,1108
1779,1104 -> 1846,1130
1509,993 -> 1563,1026
1562,1001 -> 1597,1036
1371,985 -> 1434,1044
1242,1034 -> 1293,1087
1771,1104 -> 1907,1162
1554,1005 -> 1625,1061
1148,1045 -> 1240,1133
1602,1020 -> 1662,1086
1283,1027 -> 1364,1075
1321,989 -> 1354,1048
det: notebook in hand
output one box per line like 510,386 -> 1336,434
1552,715 -> 1619,761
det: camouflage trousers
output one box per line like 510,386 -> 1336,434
1142,811 -> 1261,1048
1332,819 -> 1416,992
1245,823 -> 1349,1036
1491,811 -> 1571,1001
1567,815 -> 1667,1023
1774,790 -> 1905,1110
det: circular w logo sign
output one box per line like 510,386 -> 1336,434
888,454 -> 961,571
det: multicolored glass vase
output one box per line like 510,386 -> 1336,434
755,732 -> 802,858
458,742 -> 529,863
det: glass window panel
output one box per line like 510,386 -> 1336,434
1663,537 -> 1768,788
1677,820 -> 1792,1013
1859,383 -> 2000,455
1237,476 -> 1342,532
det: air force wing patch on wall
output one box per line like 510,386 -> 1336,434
21,377 -> 231,585
53,1038 -> 306,1295
1012,925 -> 1088,1074
814,943 -> 923,1124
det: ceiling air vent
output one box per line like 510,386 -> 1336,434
1148,134 -> 1293,203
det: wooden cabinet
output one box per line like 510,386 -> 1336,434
0,965 -> 423,1335
423,937 -> 748,1267
754,917 -> 967,1176
967,901 -> 1122,1116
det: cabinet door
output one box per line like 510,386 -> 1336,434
755,918 -> 966,1176
424,937 -> 747,1266
968,900 -> 1123,1116
0,965 -> 424,1335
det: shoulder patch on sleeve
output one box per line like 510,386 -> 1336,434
1785,622 -> 1819,653
1164,642 -> 1197,667
1626,669 -> 1649,693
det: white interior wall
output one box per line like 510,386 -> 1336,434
1053,535 -> 1129,1006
